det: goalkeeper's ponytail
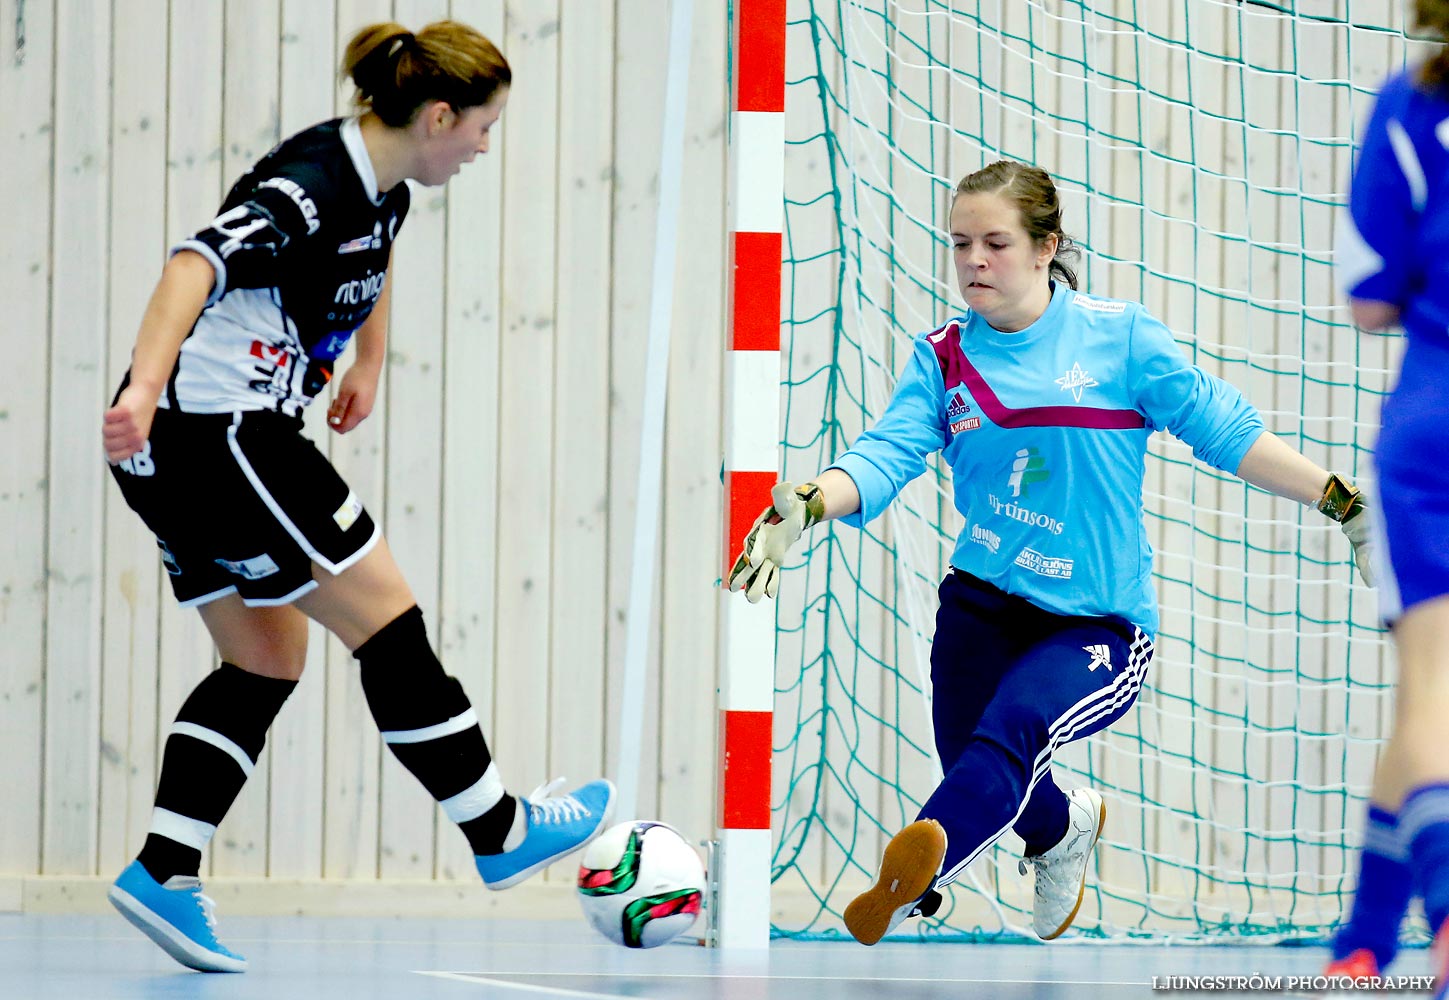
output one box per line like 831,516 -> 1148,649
955,160 -> 1081,290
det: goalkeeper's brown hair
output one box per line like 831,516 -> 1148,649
343,20 -> 511,128
954,161 -> 1081,290
1416,0 -> 1449,91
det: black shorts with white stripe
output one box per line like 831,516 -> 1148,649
109,405 -> 378,607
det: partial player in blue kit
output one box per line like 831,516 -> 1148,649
728,159 -> 1374,946
101,21 -> 613,973
1326,1 -> 1449,991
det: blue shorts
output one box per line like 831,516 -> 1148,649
1374,334 -> 1449,618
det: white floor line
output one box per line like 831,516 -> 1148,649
416,971 -> 624,998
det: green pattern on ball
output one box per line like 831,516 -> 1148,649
620,889 -> 702,948
577,826 -> 644,897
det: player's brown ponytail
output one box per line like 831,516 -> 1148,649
342,20 -> 511,127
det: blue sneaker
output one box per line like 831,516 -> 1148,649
108,860 -> 246,972
475,778 -> 615,890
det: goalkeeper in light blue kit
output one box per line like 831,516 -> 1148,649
727,160 -> 1374,946
1324,1 -> 1449,991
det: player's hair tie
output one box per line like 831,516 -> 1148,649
386,32 -> 416,60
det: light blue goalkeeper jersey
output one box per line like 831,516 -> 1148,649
828,283 -> 1265,636
1337,67 -> 1449,346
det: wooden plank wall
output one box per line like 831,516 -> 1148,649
0,0 -> 727,886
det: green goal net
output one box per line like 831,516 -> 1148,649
772,0 -> 1411,942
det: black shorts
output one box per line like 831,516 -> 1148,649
108,407 -> 379,607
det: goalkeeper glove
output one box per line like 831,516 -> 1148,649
1316,473 -> 1375,588
726,481 -> 827,603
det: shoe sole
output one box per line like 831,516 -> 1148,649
843,820 -> 947,946
107,885 -> 246,973
483,783 -> 618,891
1039,795 -> 1106,941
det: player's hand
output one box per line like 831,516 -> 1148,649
102,384 -> 159,464
727,481 -> 826,603
1316,473 -> 1375,587
328,363 -> 379,434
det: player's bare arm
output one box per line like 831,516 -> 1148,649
102,250 -> 214,464
327,250 -> 392,433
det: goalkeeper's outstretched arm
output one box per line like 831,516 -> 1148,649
1233,432 -> 1376,586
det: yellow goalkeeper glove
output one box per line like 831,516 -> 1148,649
726,481 -> 826,603
1316,473 -> 1375,588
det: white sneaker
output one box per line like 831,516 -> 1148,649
1018,787 -> 1105,940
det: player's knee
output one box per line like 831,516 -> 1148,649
354,604 -> 429,668
980,696 -> 1049,743
973,710 -> 1049,778
352,606 -> 466,726
216,620 -> 308,680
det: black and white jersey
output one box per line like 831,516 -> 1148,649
160,118 -> 411,416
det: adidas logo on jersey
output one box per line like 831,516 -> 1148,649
1084,644 -> 1112,672
947,392 -> 971,418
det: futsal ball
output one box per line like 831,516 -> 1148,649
576,820 -> 705,949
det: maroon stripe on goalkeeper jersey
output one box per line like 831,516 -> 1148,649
930,321 -> 1147,430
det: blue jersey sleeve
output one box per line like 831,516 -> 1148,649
828,335 -> 948,527
1127,308 -> 1265,473
1337,80 -> 1420,305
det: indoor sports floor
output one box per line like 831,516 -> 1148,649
3,913 -> 1437,999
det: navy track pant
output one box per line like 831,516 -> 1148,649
920,570 -> 1154,887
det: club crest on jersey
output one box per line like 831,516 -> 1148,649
338,222 -> 383,255
1055,361 -> 1099,402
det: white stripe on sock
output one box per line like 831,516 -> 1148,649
170,721 -> 255,778
440,762 -> 506,824
382,708 -> 479,745
1399,788 -> 1449,845
1363,819 -> 1409,862
150,807 -> 218,851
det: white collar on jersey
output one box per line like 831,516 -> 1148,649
340,117 -> 386,207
